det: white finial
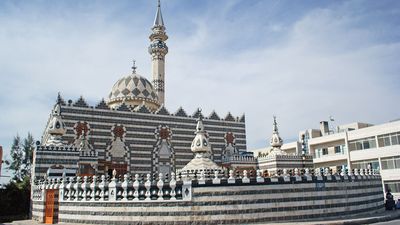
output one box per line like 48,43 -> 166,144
273,115 -> 278,132
195,111 -> 205,133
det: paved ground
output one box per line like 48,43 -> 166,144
373,218 -> 400,225
2,210 -> 400,225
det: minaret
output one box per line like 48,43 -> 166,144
149,0 -> 168,105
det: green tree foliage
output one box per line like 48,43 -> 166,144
0,177 -> 30,222
1,133 -> 34,222
6,133 -> 34,182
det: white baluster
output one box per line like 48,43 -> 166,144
283,169 -> 290,182
91,175 -> 97,201
169,172 -> 176,200
144,174 -> 151,201
74,177 -> 82,201
212,170 -> 220,184
354,168 -> 359,176
256,170 -> 264,183
157,173 -> 164,200
65,178 -> 72,201
122,174 -> 129,201
109,171 -> 118,201
316,168 -> 323,181
294,168 -> 301,181
133,174 -> 139,201
82,176 -> 88,201
228,170 -> 235,184
99,175 -> 106,201
242,170 -> 250,183
59,178 -> 65,202
304,168 -> 312,181
198,171 -> 206,185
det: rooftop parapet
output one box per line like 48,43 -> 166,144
57,93 -> 245,123
36,145 -> 80,152
258,154 -> 313,160
223,155 -> 257,163
79,151 -> 98,157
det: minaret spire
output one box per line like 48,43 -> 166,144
149,0 -> 168,106
154,0 -> 164,27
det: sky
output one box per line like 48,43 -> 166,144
0,0 -> 399,182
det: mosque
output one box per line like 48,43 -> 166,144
30,2 -> 385,224
32,0 -> 254,181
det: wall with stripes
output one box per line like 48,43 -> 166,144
31,174 -> 384,224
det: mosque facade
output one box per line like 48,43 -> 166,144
32,1 -> 248,180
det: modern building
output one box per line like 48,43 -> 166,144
252,119 -> 400,198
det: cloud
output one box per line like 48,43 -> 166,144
0,0 -> 399,181
165,1 -> 400,148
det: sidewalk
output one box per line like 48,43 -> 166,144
266,209 -> 400,225
3,210 -> 400,225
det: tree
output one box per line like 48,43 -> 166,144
0,133 -> 34,222
6,133 -> 34,182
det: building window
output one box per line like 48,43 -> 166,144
381,156 -> 400,170
314,149 -> 321,158
322,148 -> 328,155
352,159 -> 379,170
378,132 -> 400,148
348,137 -> 376,151
334,145 -> 346,154
384,181 -> 400,193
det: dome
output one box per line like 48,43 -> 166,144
107,73 -> 160,111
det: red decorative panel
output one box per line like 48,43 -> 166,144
225,132 -> 235,144
113,125 -> 125,138
75,122 -> 89,137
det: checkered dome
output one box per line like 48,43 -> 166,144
108,73 -> 159,103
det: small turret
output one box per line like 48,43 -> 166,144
45,103 -> 66,146
191,114 -> 211,154
180,111 -> 221,174
270,116 -> 283,148
267,116 -> 287,156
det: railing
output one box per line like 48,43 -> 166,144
222,155 -> 257,163
32,172 -> 192,202
32,168 -> 380,202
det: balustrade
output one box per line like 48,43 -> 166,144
31,167 -> 380,202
